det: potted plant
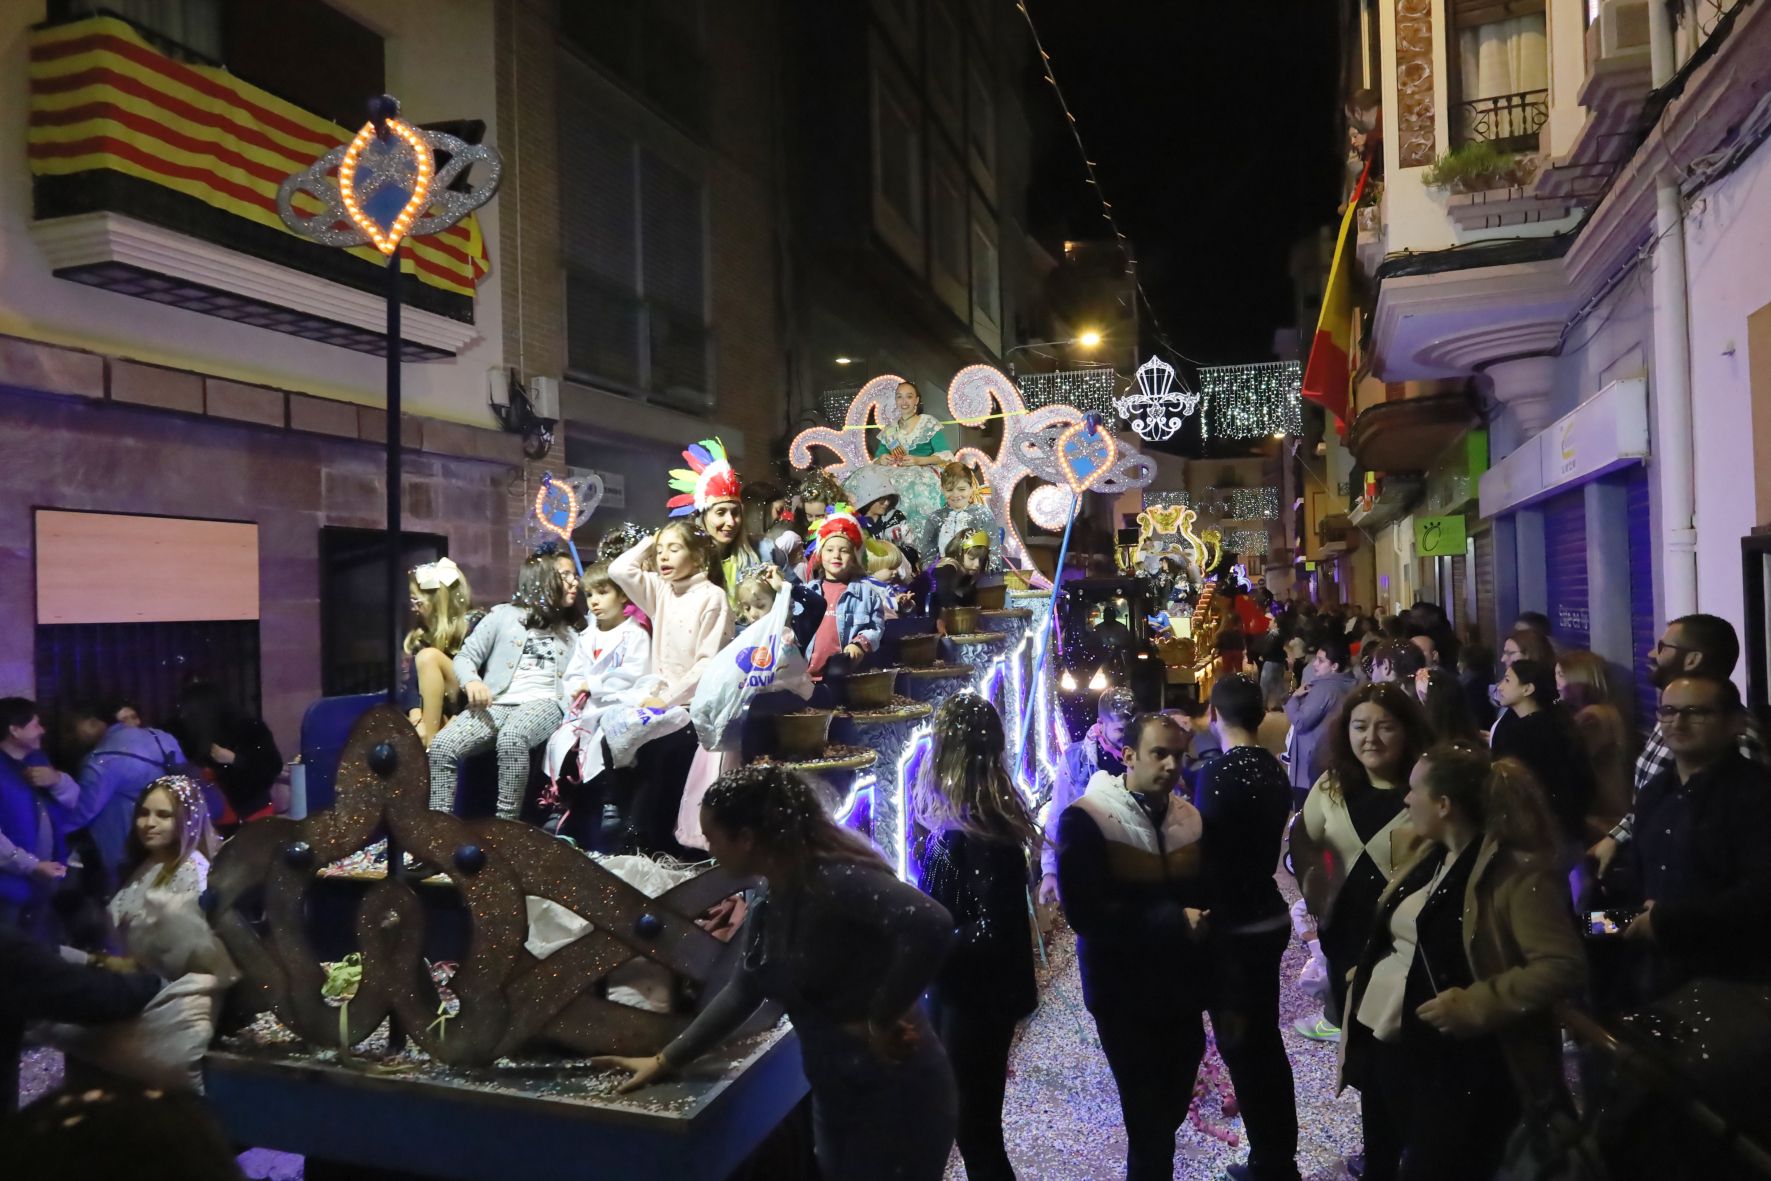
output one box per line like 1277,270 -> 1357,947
1421,142 -> 1538,194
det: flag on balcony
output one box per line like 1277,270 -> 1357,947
1301,160 -> 1372,432
26,16 -> 489,299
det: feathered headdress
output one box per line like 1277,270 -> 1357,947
815,504 -> 864,552
667,437 -> 742,519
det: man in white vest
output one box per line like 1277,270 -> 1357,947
1055,711 -> 1208,1181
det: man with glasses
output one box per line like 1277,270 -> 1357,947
1589,614 -> 1768,875
1619,675 -> 1771,996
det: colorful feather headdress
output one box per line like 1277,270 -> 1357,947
814,503 -> 864,551
666,437 -> 742,519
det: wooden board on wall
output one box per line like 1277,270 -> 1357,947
35,511 -> 259,624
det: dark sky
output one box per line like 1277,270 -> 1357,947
1024,0 -> 1344,366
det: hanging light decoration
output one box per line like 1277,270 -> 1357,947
1018,368 -> 1120,419
1197,361 -> 1304,441
1113,356 -> 1199,443
1226,486 -> 1281,519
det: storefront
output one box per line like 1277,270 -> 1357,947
1479,380 -> 1654,698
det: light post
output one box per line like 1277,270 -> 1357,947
1002,329 -> 1105,378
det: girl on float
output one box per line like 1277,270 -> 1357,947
402,557 -> 478,748
912,693 -> 1039,1181
667,437 -> 761,609
105,775 -> 218,958
608,519 -> 733,855
871,380 -> 954,530
594,764 -> 957,1181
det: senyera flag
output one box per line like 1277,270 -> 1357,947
1302,159 -> 1372,434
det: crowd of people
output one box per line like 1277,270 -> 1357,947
2,397 -> 1766,1181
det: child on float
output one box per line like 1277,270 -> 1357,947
845,464 -> 915,554
609,518 -> 733,856
709,563 -> 828,768
918,529 -> 992,621
402,557 -> 479,748
864,538 -> 917,619
917,462 -> 999,576
667,437 -> 760,611
803,507 -> 887,680
105,775 -> 220,961
543,561 -> 658,852
428,555 -> 580,820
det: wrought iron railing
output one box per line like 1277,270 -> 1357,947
1457,88 -> 1550,152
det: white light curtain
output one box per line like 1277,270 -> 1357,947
1459,15 -> 1548,140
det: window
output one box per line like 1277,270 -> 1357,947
320,527 -> 447,697
561,0 -> 709,137
926,1 -> 963,132
929,148 -> 968,317
54,0 -> 384,129
1450,3 -> 1549,150
872,50 -> 926,270
967,64 -> 997,190
970,213 -> 1001,348
559,62 -> 711,409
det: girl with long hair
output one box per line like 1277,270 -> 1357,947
427,555 -> 580,820
1555,649 -> 1636,840
403,557 -> 477,747
1341,744 -> 1585,1181
594,765 -> 957,1181
912,694 -> 1039,1181
105,775 -> 224,977
1491,658 -> 1596,848
609,519 -> 733,855
1290,683 -> 1432,1039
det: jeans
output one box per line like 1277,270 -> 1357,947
1208,922 -> 1299,1177
1091,1001 -> 1207,1181
929,992 -> 1020,1181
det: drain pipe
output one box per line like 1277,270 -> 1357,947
1650,1 -> 1698,620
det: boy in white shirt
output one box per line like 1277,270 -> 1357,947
544,562 -> 657,849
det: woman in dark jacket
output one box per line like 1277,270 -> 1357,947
912,693 -> 1039,1181
594,765 -> 957,1181
171,680 -> 282,832
1490,659 -> 1595,848
1340,744 -> 1585,1181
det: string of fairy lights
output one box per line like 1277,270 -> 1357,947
1013,0 -> 1199,368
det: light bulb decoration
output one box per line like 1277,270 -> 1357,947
1196,361 -> 1304,442
1114,356 -> 1201,443
790,364 -> 1155,591
1027,483 -> 1073,531
277,97 -> 502,257
524,471 -> 604,575
1088,668 -> 1109,692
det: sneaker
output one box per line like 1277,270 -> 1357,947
1293,1012 -> 1341,1041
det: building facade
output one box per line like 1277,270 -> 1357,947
1330,0 -> 1769,719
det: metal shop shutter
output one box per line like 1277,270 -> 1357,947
1543,489 -> 1590,652
1627,467 -> 1657,730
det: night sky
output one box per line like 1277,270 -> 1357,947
1025,0 -> 1344,366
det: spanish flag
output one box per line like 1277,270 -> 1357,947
1302,160 -> 1372,432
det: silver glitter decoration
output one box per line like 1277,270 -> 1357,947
277,101 -> 502,250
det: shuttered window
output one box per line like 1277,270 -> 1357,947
1475,528 -> 1497,647
1543,490 -> 1591,652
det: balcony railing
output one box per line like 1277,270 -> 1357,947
1457,89 -> 1551,152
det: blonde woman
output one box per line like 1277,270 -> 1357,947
404,558 -> 477,747
1555,649 -> 1636,842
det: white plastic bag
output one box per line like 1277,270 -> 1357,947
690,586 -> 812,752
44,974 -> 228,1093
603,704 -> 692,767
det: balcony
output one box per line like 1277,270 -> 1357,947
1456,89 -> 1551,154
1535,0 -> 1652,203
26,15 -> 490,359
1349,392 -> 1484,475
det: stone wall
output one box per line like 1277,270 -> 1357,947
0,388 -> 526,756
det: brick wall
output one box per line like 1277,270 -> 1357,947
0,391 -> 525,757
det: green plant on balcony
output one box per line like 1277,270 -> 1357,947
1421,142 -> 1537,194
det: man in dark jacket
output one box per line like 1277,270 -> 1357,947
0,923 -> 163,1114
1623,675 -> 1771,997
1057,712 -> 1208,1181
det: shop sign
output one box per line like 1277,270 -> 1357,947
1413,515 -> 1466,557
1479,379 -> 1648,517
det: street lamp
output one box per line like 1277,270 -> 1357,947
1002,330 -> 1106,376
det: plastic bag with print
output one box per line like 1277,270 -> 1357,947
690,583 -> 813,752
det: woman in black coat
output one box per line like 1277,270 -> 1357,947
171,680 -> 282,831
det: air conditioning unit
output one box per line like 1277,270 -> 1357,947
527,375 -> 559,420
1590,0 -> 1650,60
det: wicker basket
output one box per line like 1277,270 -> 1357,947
775,711 -> 834,759
975,583 -> 1007,609
897,634 -> 940,667
941,605 -> 981,635
837,669 -> 899,709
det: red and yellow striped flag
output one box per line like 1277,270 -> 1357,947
27,16 -> 489,298
1301,160 -> 1372,432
